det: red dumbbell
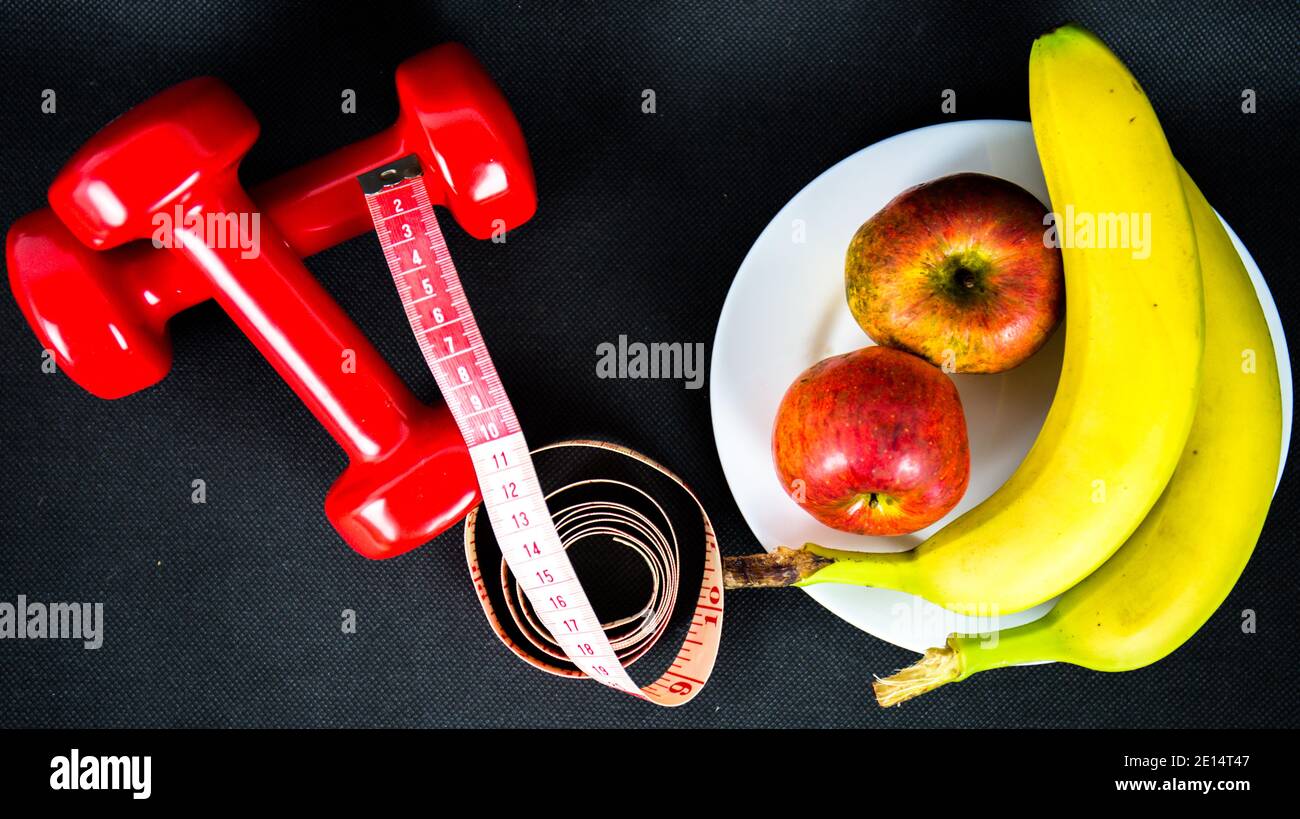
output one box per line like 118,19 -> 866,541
259,44 -> 534,255
6,45 -> 536,559
10,45 -> 534,398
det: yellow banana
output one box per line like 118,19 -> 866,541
871,167 -> 1282,706
724,24 -> 1205,616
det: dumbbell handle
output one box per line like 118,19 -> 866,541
255,129 -> 409,258
167,181 -> 428,461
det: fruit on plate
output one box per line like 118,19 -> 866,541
771,346 -> 969,536
869,167 -> 1282,706
845,172 -> 1063,373
725,23 -> 1205,618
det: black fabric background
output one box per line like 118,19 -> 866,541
0,0 -> 1295,728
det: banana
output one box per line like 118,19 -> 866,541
725,24 -> 1205,617
870,167 -> 1283,706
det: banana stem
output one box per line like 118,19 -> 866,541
724,543 -> 918,592
873,626 -> 1060,707
873,642 -> 963,707
723,546 -> 835,588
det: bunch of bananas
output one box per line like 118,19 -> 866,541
723,25 -> 1283,706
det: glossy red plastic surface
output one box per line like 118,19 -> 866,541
7,44 -> 536,559
259,42 -> 536,255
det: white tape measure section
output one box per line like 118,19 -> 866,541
359,157 -> 721,704
465,439 -> 723,705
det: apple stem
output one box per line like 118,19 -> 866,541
722,546 -> 836,589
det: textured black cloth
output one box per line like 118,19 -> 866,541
0,0 -> 1295,728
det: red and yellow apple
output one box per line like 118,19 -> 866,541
845,173 -> 1063,373
772,346 -> 969,535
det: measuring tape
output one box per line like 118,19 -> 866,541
359,156 -> 723,705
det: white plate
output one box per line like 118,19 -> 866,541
710,120 -> 1293,654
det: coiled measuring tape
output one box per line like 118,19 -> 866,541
359,156 -> 723,705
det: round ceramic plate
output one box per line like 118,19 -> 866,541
710,119 -> 1293,654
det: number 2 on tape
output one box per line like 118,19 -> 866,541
358,156 -> 723,705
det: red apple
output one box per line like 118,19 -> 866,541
845,173 -> 1063,373
772,346 -> 969,535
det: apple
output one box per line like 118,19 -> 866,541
772,346 -> 969,536
845,172 -> 1063,373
